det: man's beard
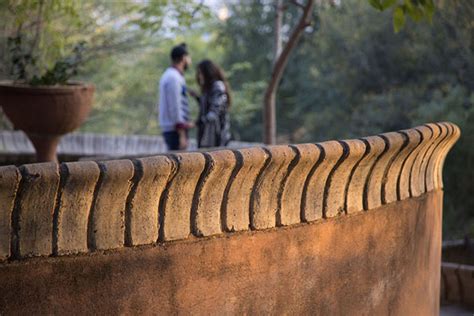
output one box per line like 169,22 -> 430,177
183,62 -> 189,72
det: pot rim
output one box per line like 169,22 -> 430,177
0,80 -> 95,95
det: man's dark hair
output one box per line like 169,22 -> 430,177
170,43 -> 188,63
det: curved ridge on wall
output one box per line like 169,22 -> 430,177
0,122 -> 460,261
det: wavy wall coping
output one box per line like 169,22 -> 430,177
0,122 -> 460,261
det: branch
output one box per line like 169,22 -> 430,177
81,37 -> 146,63
289,0 -> 305,9
273,0 -> 285,64
191,0 -> 205,18
266,0 -> 315,98
263,0 -> 314,144
29,0 -> 45,56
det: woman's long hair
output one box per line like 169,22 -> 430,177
196,59 -> 232,108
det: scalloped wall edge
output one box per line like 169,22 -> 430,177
0,122 -> 460,261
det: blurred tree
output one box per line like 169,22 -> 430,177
264,0 -> 314,144
263,0 -> 438,144
368,0 -> 435,32
218,0 -> 473,238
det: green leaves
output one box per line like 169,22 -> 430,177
7,35 -> 37,82
369,0 -> 399,10
368,0 -> 384,10
367,0 -> 436,32
393,6 -> 406,32
382,0 -> 398,9
30,42 -> 87,85
132,0 -> 211,34
3,0 -> 209,85
3,0 -> 85,84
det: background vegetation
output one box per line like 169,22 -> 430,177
0,0 -> 472,240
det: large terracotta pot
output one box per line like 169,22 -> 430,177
0,81 -> 94,162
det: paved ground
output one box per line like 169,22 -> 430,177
441,304 -> 474,315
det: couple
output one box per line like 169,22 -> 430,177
158,43 -> 231,151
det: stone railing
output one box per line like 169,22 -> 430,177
0,131 -> 172,161
0,130 -> 258,164
0,122 -> 460,314
441,240 -> 474,307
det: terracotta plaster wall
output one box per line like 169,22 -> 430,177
0,122 -> 460,314
0,191 -> 442,315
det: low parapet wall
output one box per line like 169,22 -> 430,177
0,130 -> 258,164
0,122 -> 460,314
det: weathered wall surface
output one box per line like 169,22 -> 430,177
441,262 -> 474,308
0,191 -> 442,315
0,122 -> 460,314
440,242 -> 474,308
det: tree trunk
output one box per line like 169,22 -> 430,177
265,0 -> 284,145
263,0 -> 315,145
273,0 -> 284,64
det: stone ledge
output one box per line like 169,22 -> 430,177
0,122 -> 460,261
441,262 -> 474,307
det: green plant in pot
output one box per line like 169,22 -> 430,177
0,0 -> 94,162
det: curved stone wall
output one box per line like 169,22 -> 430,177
0,122 -> 460,261
0,122 -> 461,314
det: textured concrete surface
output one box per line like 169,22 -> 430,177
421,124 -> 444,193
426,123 -> 449,192
383,132 -> 410,204
0,122 -> 461,261
436,123 -> 461,188
57,161 -> 100,254
399,128 -> 423,200
90,160 -> 134,250
0,191 -> 443,315
161,152 -> 206,241
345,137 -> 383,213
379,132 -> 406,204
127,155 -> 175,246
457,266 -> 474,307
368,132 -> 406,208
251,145 -> 296,229
325,139 -> 365,218
195,150 -> 236,236
364,135 -> 389,210
0,122 -> 462,314
0,166 -> 20,260
280,144 -> 320,226
224,147 -> 268,232
442,263 -> 462,304
411,125 -> 434,197
303,141 -> 343,220
16,163 -> 59,257
441,262 -> 474,308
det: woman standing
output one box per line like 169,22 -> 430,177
194,59 -> 231,148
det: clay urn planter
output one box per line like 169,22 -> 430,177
0,81 -> 94,162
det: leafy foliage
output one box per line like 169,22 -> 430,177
368,0 -> 435,32
1,0 -> 84,83
8,35 -> 86,85
7,35 -> 35,81
131,0 -> 211,35
0,0 -> 205,85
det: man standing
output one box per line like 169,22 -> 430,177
158,43 -> 193,150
